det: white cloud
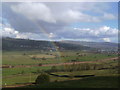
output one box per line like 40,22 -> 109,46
103,13 -> 116,20
11,3 -> 56,23
1,23 -> 118,43
102,38 -> 111,42
3,0 -> 119,2
2,2 -> 118,43
2,27 -> 54,40
2,28 -> 53,40
57,9 -> 101,23
2,27 -> 18,37
48,33 -> 56,38
11,2 -> 116,24
1,22 -> 54,40
56,26 -> 118,42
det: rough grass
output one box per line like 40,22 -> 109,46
29,54 -> 55,58
2,51 -> 118,87
2,51 -> 117,65
3,69 -> 119,86
2,66 -> 52,77
22,76 -> 119,88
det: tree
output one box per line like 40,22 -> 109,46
38,63 -> 42,66
23,53 -> 26,55
51,66 -> 58,72
35,73 -> 50,84
20,70 -> 25,74
42,57 -> 46,60
36,69 -> 42,73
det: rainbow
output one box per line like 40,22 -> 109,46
33,20 -> 61,61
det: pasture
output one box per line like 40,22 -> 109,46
2,51 -> 117,65
3,69 -> 119,87
2,50 -> 119,88
23,76 -> 119,88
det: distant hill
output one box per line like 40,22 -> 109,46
2,37 -> 95,51
60,40 -> 118,51
2,37 -> 118,51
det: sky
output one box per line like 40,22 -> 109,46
0,2 -> 119,43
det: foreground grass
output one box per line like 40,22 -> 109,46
3,69 -> 119,86
22,76 -> 119,88
2,51 -> 118,88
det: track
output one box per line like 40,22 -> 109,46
2,57 -> 118,88
9,57 -> 118,68
2,83 -> 34,88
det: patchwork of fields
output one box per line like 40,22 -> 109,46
2,51 -> 119,88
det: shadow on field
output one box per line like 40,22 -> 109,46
20,76 -> 119,88
48,73 -> 95,77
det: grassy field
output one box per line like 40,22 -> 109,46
2,50 -> 119,88
3,66 -> 52,77
3,69 -> 119,86
23,76 -> 119,88
2,60 -> 119,85
2,51 -> 117,65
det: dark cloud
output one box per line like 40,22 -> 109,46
2,3 -> 42,33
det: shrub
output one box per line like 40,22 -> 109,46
42,57 -> 46,60
23,53 -> 26,55
51,66 -> 58,72
36,69 -> 42,73
20,70 -> 25,74
35,73 -> 50,84
38,63 -> 42,66
32,56 -> 36,60
54,80 -> 58,82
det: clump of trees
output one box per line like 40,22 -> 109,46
42,57 -> 46,60
23,53 -> 26,55
46,63 -> 118,73
31,56 -> 46,60
38,63 -> 42,66
50,66 -> 58,72
35,73 -> 50,84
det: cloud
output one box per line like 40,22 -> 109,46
10,2 -> 116,24
11,3 -> 56,23
103,13 -> 116,20
55,26 -> 118,42
2,2 -> 116,34
3,0 -> 119,3
102,38 -> 110,42
1,22 -> 55,40
73,26 -> 118,38
1,21 -> 118,42
1,2 -> 118,43
57,9 -> 101,23
1,22 -> 19,38
48,33 -> 56,38
2,27 -> 53,40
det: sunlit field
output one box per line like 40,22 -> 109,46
2,50 -> 119,88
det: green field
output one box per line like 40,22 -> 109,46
2,51 -> 119,88
2,51 -> 117,65
3,66 -> 51,77
24,76 -> 119,88
3,69 -> 119,86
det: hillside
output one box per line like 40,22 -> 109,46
60,40 -> 118,51
2,37 -> 94,51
